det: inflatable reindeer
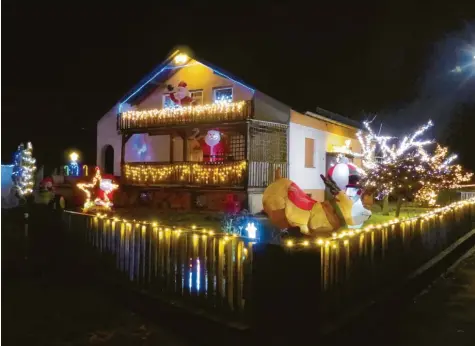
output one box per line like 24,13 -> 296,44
263,170 -> 372,235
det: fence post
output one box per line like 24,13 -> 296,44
250,243 -> 322,344
24,212 -> 29,261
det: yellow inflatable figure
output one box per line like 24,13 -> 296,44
263,170 -> 372,235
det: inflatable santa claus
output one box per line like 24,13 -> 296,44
167,81 -> 193,106
95,173 -> 118,208
199,129 -> 228,162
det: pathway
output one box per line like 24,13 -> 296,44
385,247 -> 475,346
330,246 -> 475,346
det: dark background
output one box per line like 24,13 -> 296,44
3,2 -> 475,172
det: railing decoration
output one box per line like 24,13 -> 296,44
123,161 -> 247,186
118,100 -> 252,130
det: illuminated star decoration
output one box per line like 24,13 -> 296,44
77,167 -> 118,212
245,222 -> 257,239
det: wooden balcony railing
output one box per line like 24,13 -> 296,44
248,161 -> 288,188
122,161 -> 247,187
122,161 -> 289,188
118,100 -> 253,132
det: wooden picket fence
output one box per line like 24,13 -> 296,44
63,198 -> 475,333
64,211 -> 254,321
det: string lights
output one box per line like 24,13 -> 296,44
356,119 -> 434,171
356,120 -> 473,210
12,142 -> 37,196
71,211 -> 258,242
282,197 -> 475,249
124,161 -> 247,185
414,145 -> 473,206
120,100 -> 250,129
66,198 -> 475,250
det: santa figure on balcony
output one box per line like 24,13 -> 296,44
199,129 -> 228,162
167,81 -> 193,106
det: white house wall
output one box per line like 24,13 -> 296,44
97,103 -> 134,176
289,122 -> 327,191
289,121 -> 361,201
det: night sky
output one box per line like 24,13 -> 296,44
3,2 -> 475,171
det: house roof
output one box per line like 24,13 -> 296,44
306,107 -> 362,130
118,48 -> 255,112
117,46 -> 361,131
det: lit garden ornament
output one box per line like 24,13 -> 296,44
202,129 -> 226,162
327,162 -> 361,191
263,170 -> 372,235
77,167 -> 118,212
12,142 -> 36,197
246,222 -> 257,239
67,152 -> 80,177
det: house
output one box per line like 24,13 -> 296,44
97,48 -> 362,213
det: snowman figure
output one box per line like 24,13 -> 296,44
167,81 -> 193,106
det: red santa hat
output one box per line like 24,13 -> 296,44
41,177 -> 53,184
178,81 -> 187,88
101,174 -> 115,181
40,177 -> 53,187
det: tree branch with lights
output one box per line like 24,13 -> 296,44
414,145 -> 473,206
356,119 -> 472,215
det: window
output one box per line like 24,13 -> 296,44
214,87 -> 233,103
190,90 -> 203,105
305,138 -> 315,168
163,94 -> 176,108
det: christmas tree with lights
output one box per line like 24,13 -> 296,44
12,142 -> 37,198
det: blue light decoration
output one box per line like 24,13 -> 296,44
245,222 -> 258,239
12,145 -> 23,183
118,53 -> 255,113
65,152 -> 80,177
131,134 -> 149,161
221,211 -> 259,241
11,142 -> 36,196
1,164 -> 14,199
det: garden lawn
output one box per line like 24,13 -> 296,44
364,203 -> 431,227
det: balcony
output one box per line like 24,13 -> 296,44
123,161 -> 247,188
118,100 -> 253,132
122,161 -> 289,189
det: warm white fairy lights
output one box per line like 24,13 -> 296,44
67,211 -> 258,242
282,197 -> 475,249
357,120 -> 472,206
415,145 -> 473,206
120,100 -> 250,128
124,161 -> 247,185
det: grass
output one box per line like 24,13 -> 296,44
363,202 -> 431,227
113,207 -> 224,230
111,202 -> 434,237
